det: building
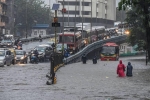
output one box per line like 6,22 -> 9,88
56,0 -> 116,28
31,24 -> 49,37
0,0 -> 8,35
0,0 -> 14,36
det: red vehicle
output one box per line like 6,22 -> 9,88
58,31 -> 84,53
100,42 -> 119,61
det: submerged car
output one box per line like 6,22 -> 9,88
34,44 -> 53,61
0,49 -> 12,67
56,43 -> 68,53
15,50 -> 28,64
0,39 -> 13,48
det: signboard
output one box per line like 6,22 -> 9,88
52,23 -> 60,27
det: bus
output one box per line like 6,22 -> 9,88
100,42 -> 119,61
58,31 -> 84,53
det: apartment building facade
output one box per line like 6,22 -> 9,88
57,0 -> 116,28
0,0 -> 8,35
0,0 -> 14,36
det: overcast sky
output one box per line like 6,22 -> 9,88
116,0 -> 120,7
43,0 -> 56,7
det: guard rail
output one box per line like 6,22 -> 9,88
64,35 -> 127,64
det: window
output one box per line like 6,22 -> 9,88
40,31 -> 43,35
34,31 -> 37,35
66,11 -> 79,15
82,11 -> 90,15
82,2 -> 90,6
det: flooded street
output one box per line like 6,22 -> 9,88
0,56 -> 150,100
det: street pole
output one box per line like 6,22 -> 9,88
62,0 -> 65,56
49,0 -> 51,35
82,0 -> 84,39
74,0 -> 77,53
67,0 -> 69,26
105,0 -> 107,29
90,0 -> 92,43
25,0 -> 27,38
54,10 -> 57,52
96,1 -> 98,26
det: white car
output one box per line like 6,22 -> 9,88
0,49 -> 12,67
56,44 -> 68,53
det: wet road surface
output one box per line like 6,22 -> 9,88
0,56 -> 150,100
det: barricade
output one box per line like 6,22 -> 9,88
46,52 -> 64,85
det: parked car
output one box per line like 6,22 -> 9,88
0,49 -> 12,67
0,39 -> 13,48
15,50 -> 28,64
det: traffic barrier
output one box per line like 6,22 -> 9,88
63,35 -> 127,64
47,52 -> 64,85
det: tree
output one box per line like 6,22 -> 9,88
14,0 -> 52,36
119,0 -> 150,64
125,7 -> 146,50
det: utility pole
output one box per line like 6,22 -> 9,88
49,0 -> 51,35
82,0 -> 84,39
96,1 -> 98,26
90,0 -> 92,43
73,0 -> 77,53
25,0 -> 29,38
67,0 -> 69,26
105,0 -> 107,29
62,0 -> 65,56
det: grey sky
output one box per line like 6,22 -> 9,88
116,0 -> 120,7
43,0 -> 56,7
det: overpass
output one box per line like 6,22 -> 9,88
64,35 -> 127,64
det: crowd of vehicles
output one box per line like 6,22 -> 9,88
0,22 -> 128,66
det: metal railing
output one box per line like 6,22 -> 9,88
64,35 -> 127,64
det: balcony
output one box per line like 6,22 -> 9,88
0,22 -> 5,27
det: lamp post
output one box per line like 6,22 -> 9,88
82,0 -> 84,39
96,1 -> 98,26
73,0 -> 77,53
25,0 -> 29,38
62,0 -> 65,56
105,0 -> 107,29
49,0 -> 51,35
90,0 -> 92,43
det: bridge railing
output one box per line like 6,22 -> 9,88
64,35 -> 127,64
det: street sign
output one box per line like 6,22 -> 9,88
52,23 -> 60,27
52,3 -> 60,10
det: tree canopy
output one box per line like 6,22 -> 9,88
118,0 -> 150,63
14,0 -> 52,28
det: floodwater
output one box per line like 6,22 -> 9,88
0,41 -> 150,100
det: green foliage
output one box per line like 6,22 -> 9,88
119,0 -> 150,51
14,0 -> 52,29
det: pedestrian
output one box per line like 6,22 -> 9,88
126,62 -> 133,77
17,41 -> 22,50
117,60 -> 126,77
82,54 -> 87,64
